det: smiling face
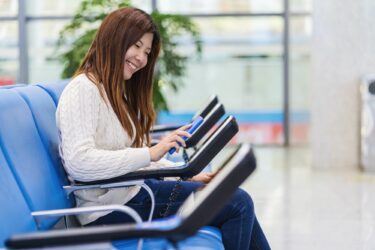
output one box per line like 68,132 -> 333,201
123,32 -> 153,80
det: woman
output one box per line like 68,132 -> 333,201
56,7 -> 270,250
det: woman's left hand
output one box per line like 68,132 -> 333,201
190,172 -> 215,184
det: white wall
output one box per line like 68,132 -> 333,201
311,0 -> 375,169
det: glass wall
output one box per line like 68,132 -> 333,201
161,16 -> 285,144
27,20 -> 70,83
290,1 -> 312,144
0,0 -> 18,16
158,0 -> 283,13
25,0 -> 82,16
0,21 -> 18,85
0,0 -> 312,145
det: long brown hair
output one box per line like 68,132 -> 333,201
75,7 -> 161,147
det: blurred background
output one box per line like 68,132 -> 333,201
0,0 -> 312,146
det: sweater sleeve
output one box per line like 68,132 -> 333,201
56,78 -> 151,182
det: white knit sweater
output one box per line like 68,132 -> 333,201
56,74 -> 165,225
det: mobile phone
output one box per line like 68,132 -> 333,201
169,116 -> 204,154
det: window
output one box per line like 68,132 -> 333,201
0,0 -> 312,145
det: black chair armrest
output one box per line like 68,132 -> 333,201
6,217 -> 178,249
151,103 -> 224,148
186,103 -> 225,148
194,94 -> 219,119
151,95 -> 219,134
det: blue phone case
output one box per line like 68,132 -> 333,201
169,116 -> 204,154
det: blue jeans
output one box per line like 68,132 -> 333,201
87,179 -> 271,250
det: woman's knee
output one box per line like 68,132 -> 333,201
234,188 -> 255,215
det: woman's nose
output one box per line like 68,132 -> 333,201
135,52 -> 146,65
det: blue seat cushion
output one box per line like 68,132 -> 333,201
112,226 -> 223,250
0,149 -> 37,247
15,86 -> 70,186
37,80 -> 69,105
0,88 -> 72,230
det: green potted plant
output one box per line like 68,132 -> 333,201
56,0 -> 201,111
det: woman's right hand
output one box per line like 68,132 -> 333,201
149,124 -> 192,161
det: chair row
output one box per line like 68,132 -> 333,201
0,81 -> 256,249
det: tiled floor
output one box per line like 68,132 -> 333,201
238,146 -> 375,250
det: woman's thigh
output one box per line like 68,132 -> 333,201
87,179 -> 203,226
